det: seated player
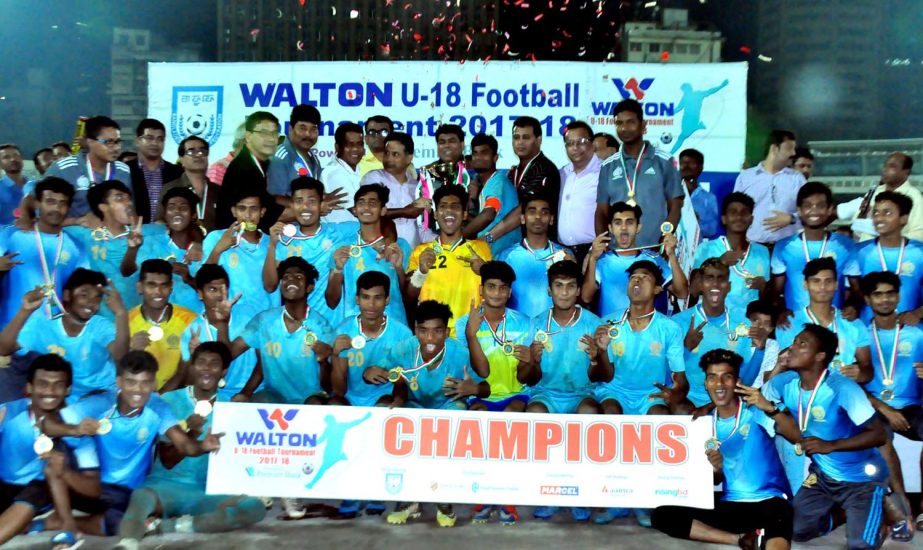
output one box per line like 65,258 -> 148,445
858,271 -> 923,539
378,300 -> 488,527
524,260 -> 604,523
495,192 -> 574,318
407,185 -> 492,336
672,258 -> 764,411
693,192 -> 770,310
46,351 -> 223,540
0,269 -> 129,398
126,260 -> 197,392
121,186 -> 205,313
0,355 -> 100,550
756,325 -> 889,550
179,265 -> 259,400
582,202 -> 687,319
592,260 -> 686,527
327,184 -> 409,324
114,342 -> 265,550
203,188 -> 277,313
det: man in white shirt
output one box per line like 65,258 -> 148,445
837,152 -> 923,241
321,122 -> 365,224
557,120 -> 600,265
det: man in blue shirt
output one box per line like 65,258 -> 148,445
114,342 -> 265,548
495,192 -> 573,319
267,104 -> 323,196
0,355 -> 100,548
771,181 -> 854,314
0,144 -> 32,225
582,201 -> 687,319
652,349 -> 792,549
463,134 -> 518,255
755,324 -> 889,550
679,148 -> 719,240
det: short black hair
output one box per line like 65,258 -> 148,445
356,271 -> 391,296
875,190 -> 913,217
32,147 -> 53,165
512,116 -> 542,137
610,201 -> 643,222
564,120 -> 593,138
192,340 -> 232,370
792,147 -> 814,162
699,348 -> 742,375
0,143 -> 20,154
860,271 -> 901,296
231,186 -> 264,208
796,181 -> 833,208
520,191 -> 552,213
547,259 -> 581,286
161,186 -> 199,210
87,180 -> 132,219
433,184 -> 467,209
415,300 -> 452,325
890,152 -> 914,172
626,260 -> 663,286
51,141 -> 71,151
34,177 -> 75,205
245,111 -> 280,132
384,132 -> 414,155
28,354 -> 73,386
195,264 -> 229,290
699,257 -> 730,277
764,129 -> 796,156
290,176 -> 324,198
471,133 -> 498,156
803,257 -> 837,280
480,261 -> 516,286
290,104 -> 321,127
117,350 -> 159,377
800,324 -> 838,367
435,124 -> 465,141
139,259 -> 173,281
136,118 -> 166,137
277,256 -> 319,286
177,135 -> 209,157
722,192 -> 754,216
354,183 -> 389,205
679,148 -> 704,165
746,300 -> 776,321
613,99 -> 644,122
593,132 -> 618,149
334,122 -> 364,147
84,116 -> 120,140
64,268 -> 107,294
365,115 -> 393,132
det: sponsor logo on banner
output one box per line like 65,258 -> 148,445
385,473 -> 403,495
540,485 -> 579,496
655,488 -> 689,499
258,408 -> 298,430
613,77 -> 654,100
170,86 -> 223,146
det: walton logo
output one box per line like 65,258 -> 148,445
257,408 -> 299,430
613,78 -> 655,100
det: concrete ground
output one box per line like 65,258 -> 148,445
6,503 -> 923,550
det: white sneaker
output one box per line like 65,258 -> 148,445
282,498 -> 306,519
260,496 -> 274,510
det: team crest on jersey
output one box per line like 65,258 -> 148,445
902,261 -> 915,275
811,406 -> 825,421
167,335 -> 181,349
58,251 -> 70,264
136,427 -> 150,443
899,341 -> 913,356
170,86 -> 224,147
76,176 -> 90,191
322,238 -> 333,251
612,166 -> 624,179
801,473 -> 818,488
739,423 -> 750,438
649,342 -> 662,356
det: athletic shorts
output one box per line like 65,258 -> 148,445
881,405 -> 923,442
792,467 -> 886,550
0,479 -> 50,514
529,390 -> 591,414
467,393 -> 529,412
70,482 -> 133,536
142,478 -> 235,517
652,495 -> 793,543
593,386 -> 665,414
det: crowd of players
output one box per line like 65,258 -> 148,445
0,97 -> 921,550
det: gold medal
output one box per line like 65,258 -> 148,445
626,198 -> 637,207
831,359 -> 844,371
883,378 -> 894,387
303,332 -> 318,346
735,324 -> 749,338
243,222 -> 258,232
880,389 -> 895,401
433,244 -> 443,255
91,228 -> 107,241
351,335 -> 367,350
501,342 -> 516,356
33,434 -> 54,455
409,376 -> 420,391
534,330 -> 549,344
179,419 -> 189,431
194,400 -> 213,417
387,367 -> 403,383
793,443 -> 804,456
704,438 -> 720,451
660,221 -> 674,235
42,284 -> 55,298
148,326 -> 164,342
96,418 -> 112,435
349,245 -> 362,258
607,324 -> 620,340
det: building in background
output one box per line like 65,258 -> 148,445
809,138 -> 923,199
621,8 -> 722,63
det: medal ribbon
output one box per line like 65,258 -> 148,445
435,236 -> 464,253
33,226 -> 66,319
618,142 -> 647,199
86,160 -> 113,184
800,231 -> 828,263
514,155 -> 539,188
144,305 -> 170,328
357,315 -> 388,340
522,239 -> 559,262
803,306 -> 840,354
871,321 -> 901,384
280,224 -> 322,246
186,385 -> 218,405
712,398 -> 743,444
282,307 -> 311,334
876,238 -> 906,275
720,236 -> 752,278
543,306 -> 581,336
252,154 -> 266,179
797,369 -> 829,433
402,345 -> 447,378
196,185 -> 208,221
695,304 -> 733,340
483,311 -> 508,347
355,232 -> 385,250
294,150 -> 314,178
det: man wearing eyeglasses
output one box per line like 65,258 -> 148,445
157,136 -> 220,232
39,116 -> 133,226
358,115 -> 393,178
129,119 -> 184,224
557,120 -> 601,266
216,111 -> 283,231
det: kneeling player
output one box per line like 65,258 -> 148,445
652,349 -> 793,549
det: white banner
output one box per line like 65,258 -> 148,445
206,403 -> 715,509
149,61 -> 747,173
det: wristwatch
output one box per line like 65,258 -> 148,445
766,402 -> 786,417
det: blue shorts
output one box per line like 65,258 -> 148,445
593,386 -> 665,414
71,482 -> 132,536
142,478 -> 240,517
793,466 -> 886,549
467,393 -> 529,412
529,390 -> 591,414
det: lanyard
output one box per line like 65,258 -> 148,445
618,142 -> 647,200
252,153 -> 266,179
351,232 -> 384,258
357,315 -> 388,340
800,231 -> 828,263
543,307 -> 580,336
143,305 -> 170,326
720,236 -> 752,278
875,238 -> 906,275
280,224 -> 322,246
433,236 -> 464,254
282,307 -> 311,333
803,306 -> 840,354
33,226 -> 66,318
522,239 -> 559,262
695,304 -> 734,340
797,370 -> 829,433
196,185 -> 208,221
712,399 -> 743,444
294,150 -> 314,178
86,159 -> 113,184
871,321 -> 901,384
514,155 -> 539,188
404,345 -> 446,377
483,311 -> 508,347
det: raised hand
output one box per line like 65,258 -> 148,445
418,248 -> 437,274
21,286 -> 45,312
104,280 -> 126,316
0,252 -> 23,272
126,217 -> 144,249
589,232 -> 611,260
458,242 -> 486,274
684,317 -> 707,351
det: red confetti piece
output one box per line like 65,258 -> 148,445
739,46 -> 752,54
249,28 -> 260,36
299,0 -> 305,5
413,12 -> 422,19
380,43 -> 391,53
551,40 -> 562,48
660,50 -> 670,61
483,56 -> 491,64
534,12 -> 544,20
413,33 -> 423,41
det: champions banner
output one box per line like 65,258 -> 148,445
206,403 -> 715,509
148,61 -> 746,178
